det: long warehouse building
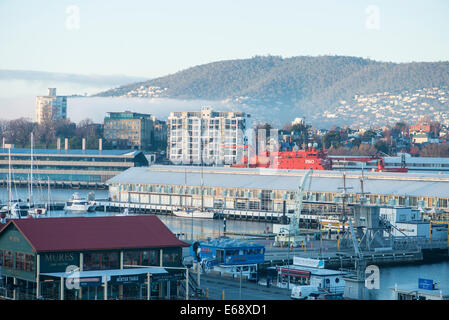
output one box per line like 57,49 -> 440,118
107,166 -> 449,219
0,147 -> 148,184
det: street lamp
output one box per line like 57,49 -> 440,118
280,227 -> 292,290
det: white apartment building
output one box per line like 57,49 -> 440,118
167,107 -> 251,165
35,88 -> 67,124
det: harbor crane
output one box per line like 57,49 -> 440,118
274,169 -> 313,247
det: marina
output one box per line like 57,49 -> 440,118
0,157 -> 448,301
0,185 -> 448,300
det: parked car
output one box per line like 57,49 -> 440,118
291,285 -> 319,300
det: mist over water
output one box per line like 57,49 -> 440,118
67,97 -> 240,123
0,79 -> 111,121
0,79 -> 243,122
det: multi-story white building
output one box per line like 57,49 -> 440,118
35,88 -> 67,124
167,107 -> 251,165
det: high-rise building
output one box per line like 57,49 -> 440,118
167,107 -> 251,165
35,88 -> 67,124
103,111 -> 154,150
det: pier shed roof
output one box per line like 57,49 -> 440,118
1,216 -> 189,252
107,165 -> 449,198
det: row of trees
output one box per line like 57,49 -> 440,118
0,118 -> 113,150
257,120 -> 449,158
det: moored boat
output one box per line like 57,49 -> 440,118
64,192 -> 96,212
173,208 -> 215,219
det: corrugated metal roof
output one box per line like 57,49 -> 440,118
3,216 -> 189,252
199,238 -> 264,249
384,156 -> 449,165
0,148 -> 140,157
107,165 -> 449,198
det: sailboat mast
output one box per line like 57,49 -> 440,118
200,138 -> 204,211
7,145 -> 11,214
184,167 -> 187,209
30,132 -> 33,206
47,177 -> 51,214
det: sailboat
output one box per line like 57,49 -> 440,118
0,144 -> 29,219
173,207 -> 215,219
27,133 -> 46,216
173,155 -> 215,219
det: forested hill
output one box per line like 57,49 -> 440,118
94,55 -> 449,126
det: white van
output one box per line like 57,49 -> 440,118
291,285 -> 319,300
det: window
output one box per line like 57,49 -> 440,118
124,250 -> 159,267
142,250 -> 159,266
4,250 -> 13,268
15,253 -> 25,270
162,249 -> 181,266
124,251 -> 140,266
83,252 -> 119,271
25,254 -> 35,272
83,252 -> 102,270
101,252 -> 120,270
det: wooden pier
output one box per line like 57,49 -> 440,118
95,200 -> 323,224
260,246 -> 448,271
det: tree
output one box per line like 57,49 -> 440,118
55,119 -> 76,139
34,120 -> 56,148
374,140 -> 389,154
323,131 -> 342,149
419,143 -> 449,157
77,118 -> 100,138
392,122 -> 409,137
4,118 -> 35,147
361,129 -> 376,142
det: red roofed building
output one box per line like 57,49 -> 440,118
0,216 -> 191,300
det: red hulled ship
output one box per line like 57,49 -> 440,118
231,146 -> 408,172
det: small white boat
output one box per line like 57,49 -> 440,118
28,205 -> 47,216
64,193 -> 96,212
173,208 -> 215,219
115,208 -> 130,216
1,201 -> 30,219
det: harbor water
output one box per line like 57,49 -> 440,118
1,187 -> 448,300
0,187 -> 273,239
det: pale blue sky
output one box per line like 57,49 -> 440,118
1,0 -> 448,78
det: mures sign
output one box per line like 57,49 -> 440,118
40,252 -> 80,273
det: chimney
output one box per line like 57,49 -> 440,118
65,138 -> 68,151
82,138 -> 86,151
57,138 -> 61,150
99,138 -> 103,151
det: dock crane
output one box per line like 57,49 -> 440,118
274,169 -> 313,247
